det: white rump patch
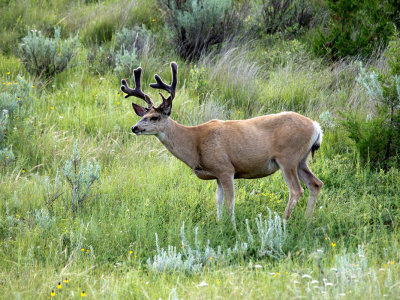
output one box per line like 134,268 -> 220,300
309,121 -> 323,150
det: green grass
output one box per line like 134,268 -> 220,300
0,1 -> 399,299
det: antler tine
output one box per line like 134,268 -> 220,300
150,62 -> 178,100
120,67 -> 154,108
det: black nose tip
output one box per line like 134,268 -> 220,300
132,126 -> 137,133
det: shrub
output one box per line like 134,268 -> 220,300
19,27 -> 79,79
62,142 -> 100,214
147,209 -> 287,274
0,74 -> 35,169
311,0 -> 399,59
87,26 -> 151,78
342,37 -> 400,168
160,0 -> 240,60
259,0 -> 315,35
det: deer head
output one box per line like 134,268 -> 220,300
120,62 -> 178,135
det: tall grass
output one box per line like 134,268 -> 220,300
0,1 -> 399,298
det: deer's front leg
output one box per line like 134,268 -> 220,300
218,173 -> 235,222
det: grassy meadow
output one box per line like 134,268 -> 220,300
0,0 -> 399,299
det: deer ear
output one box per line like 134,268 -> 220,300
157,96 -> 172,116
132,103 -> 147,117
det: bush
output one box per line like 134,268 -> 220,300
0,74 -> 35,169
160,0 -> 240,60
259,0 -> 315,35
19,27 -> 79,79
312,0 -> 399,59
87,26 -> 151,79
342,37 -> 400,168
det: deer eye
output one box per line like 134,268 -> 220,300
150,116 -> 159,122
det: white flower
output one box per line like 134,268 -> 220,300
197,282 -> 208,287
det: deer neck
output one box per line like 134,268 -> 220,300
156,118 -> 199,169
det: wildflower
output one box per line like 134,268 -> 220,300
331,242 -> 336,248
15,82 -> 18,84
272,275 -> 276,278
50,107 -> 54,110
117,101 -> 120,105
17,97 -> 20,100
86,249 -> 90,253
390,261 -> 394,265
217,279 -> 221,284
51,290 -> 55,297
81,291 -> 86,297
129,250 -> 133,254
209,256 -> 213,260
81,248 -> 85,252
117,93 -> 121,97
197,282 -> 208,287
6,156 -> 9,159
152,19 -> 156,22
32,85 -> 35,88
296,251 -> 300,255
7,71 -> 10,75
57,282 -> 62,289
276,272 -> 280,275
64,278 -> 69,283
325,237 -> 328,240
22,169 -> 26,173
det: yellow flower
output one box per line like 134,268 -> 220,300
7,71 -> 10,75
51,290 -> 55,297
325,237 -> 328,240
117,93 -> 121,96
331,243 -> 336,248
32,85 -> 35,88
296,251 -> 300,255
64,278 -> 69,283
209,256 -> 213,260
21,169 -> 26,173
152,19 -> 156,22
129,250 -> 133,254
272,274 -> 276,278
50,107 -> 54,110
276,272 -> 280,275
81,291 -> 86,297
117,101 -> 120,105
86,249 -> 90,253
390,261 -> 394,265
17,97 -> 20,100
14,82 -> 18,84
6,156 -> 9,159
217,279 -> 221,284
81,248 -> 85,252
57,282 -> 62,289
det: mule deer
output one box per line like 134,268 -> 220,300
121,62 -> 323,221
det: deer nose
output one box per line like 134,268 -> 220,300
132,126 -> 142,134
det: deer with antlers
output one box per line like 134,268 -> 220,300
121,62 -> 323,221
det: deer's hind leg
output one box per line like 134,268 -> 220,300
277,159 -> 304,220
297,160 -> 323,216
216,180 -> 224,221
